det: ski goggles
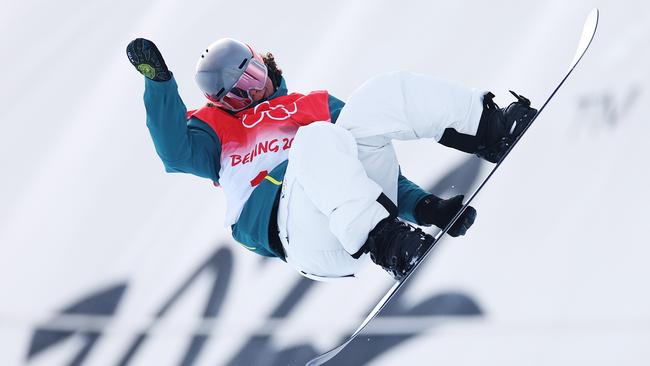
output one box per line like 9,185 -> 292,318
209,56 -> 269,111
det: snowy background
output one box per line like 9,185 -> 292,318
1,1 -> 649,365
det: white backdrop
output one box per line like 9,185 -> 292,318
1,1 -> 649,365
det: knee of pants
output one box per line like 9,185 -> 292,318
291,122 -> 358,162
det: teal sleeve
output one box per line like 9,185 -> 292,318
143,77 -> 221,182
328,94 -> 345,123
397,172 -> 430,223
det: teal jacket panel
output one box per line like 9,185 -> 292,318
231,161 -> 287,258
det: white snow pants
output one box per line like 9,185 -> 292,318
277,71 -> 486,280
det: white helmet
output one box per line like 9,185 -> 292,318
195,38 -> 269,111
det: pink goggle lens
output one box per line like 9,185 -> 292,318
215,58 -> 268,111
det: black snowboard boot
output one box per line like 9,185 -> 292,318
474,91 -> 538,163
363,217 -> 434,281
439,91 -> 538,163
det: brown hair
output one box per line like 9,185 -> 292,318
262,52 -> 282,89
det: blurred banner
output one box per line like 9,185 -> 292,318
1,1 -> 649,365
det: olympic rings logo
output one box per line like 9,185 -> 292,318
241,101 -> 298,128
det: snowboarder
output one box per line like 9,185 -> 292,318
126,38 -> 536,281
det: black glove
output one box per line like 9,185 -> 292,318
415,194 -> 476,237
126,38 -> 171,82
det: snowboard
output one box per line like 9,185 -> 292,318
306,8 -> 599,366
